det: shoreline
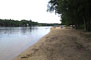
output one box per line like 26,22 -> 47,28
13,27 -> 91,60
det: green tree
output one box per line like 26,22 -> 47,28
48,0 -> 91,31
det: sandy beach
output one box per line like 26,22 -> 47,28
13,27 -> 91,60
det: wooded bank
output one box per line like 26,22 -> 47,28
48,0 -> 91,31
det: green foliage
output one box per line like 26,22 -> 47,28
0,19 -> 60,27
48,0 -> 91,31
0,19 -> 38,27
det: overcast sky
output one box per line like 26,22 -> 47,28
0,0 -> 60,23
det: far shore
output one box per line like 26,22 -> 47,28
13,27 -> 91,60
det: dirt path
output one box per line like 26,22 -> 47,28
13,27 -> 91,60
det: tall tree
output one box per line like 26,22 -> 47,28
48,0 -> 91,31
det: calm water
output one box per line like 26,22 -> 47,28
0,26 -> 51,60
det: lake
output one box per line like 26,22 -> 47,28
0,26 -> 51,60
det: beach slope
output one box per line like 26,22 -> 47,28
14,27 -> 91,60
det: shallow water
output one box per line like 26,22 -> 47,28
0,26 -> 51,60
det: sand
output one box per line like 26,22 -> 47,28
13,27 -> 91,60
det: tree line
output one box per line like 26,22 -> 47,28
48,0 -> 91,31
0,19 -> 60,27
39,23 -> 60,26
0,19 -> 38,27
